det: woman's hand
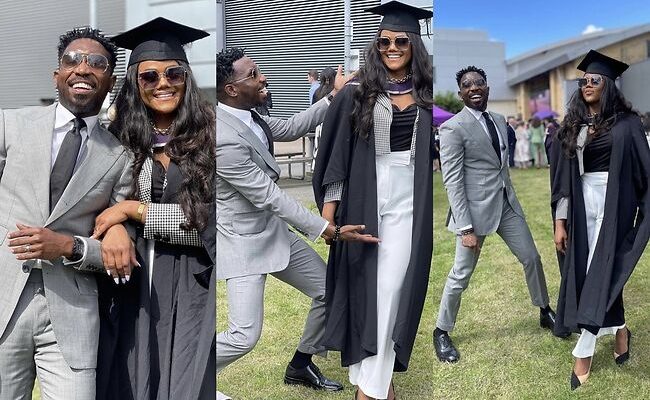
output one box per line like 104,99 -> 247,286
101,224 -> 139,283
93,201 -> 139,239
554,219 -> 568,254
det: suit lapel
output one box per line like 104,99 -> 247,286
20,105 -> 56,223
46,124 -> 123,225
218,108 -> 281,177
458,108 -> 501,166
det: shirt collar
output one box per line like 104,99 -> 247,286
218,102 -> 253,127
54,102 -> 99,135
465,106 -> 489,121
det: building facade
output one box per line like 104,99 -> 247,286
507,24 -> 650,119
219,0 -> 432,119
433,28 -> 516,116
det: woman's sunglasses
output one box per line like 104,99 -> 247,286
577,75 -> 603,88
376,36 -> 411,52
138,66 -> 187,90
60,51 -> 110,73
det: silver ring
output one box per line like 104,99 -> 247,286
24,244 -> 31,253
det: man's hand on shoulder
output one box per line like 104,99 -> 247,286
8,223 -> 74,260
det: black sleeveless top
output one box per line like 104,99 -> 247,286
584,130 -> 612,172
390,104 -> 417,152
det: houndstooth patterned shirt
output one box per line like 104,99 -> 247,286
139,157 -> 203,247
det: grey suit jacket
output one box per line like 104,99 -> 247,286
216,99 -> 329,280
440,107 -> 525,236
0,104 -> 132,369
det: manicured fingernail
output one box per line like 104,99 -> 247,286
136,262 -> 141,267
125,275 -> 130,282
107,270 -> 112,276
120,277 -> 126,284
113,277 -> 119,284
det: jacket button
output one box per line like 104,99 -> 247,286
22,264 -> 30,273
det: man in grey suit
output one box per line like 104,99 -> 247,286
433,66 -> 562,363
0,28 -> 133,399
216,48 -> 377,396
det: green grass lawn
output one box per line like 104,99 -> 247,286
217,168 -> 650,399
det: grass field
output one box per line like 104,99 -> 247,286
217,168 -> 650,399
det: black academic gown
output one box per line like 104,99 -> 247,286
312,84 -> 433,371
550,113 -> 650,334
97,161 -> 215,400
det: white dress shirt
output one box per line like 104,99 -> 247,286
52,103 -> 98,170
218,103 -> 269,150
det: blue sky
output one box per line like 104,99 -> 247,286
435,0 -> 650,58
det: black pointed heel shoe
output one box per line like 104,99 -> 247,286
615,328 -> 632,365
570,357 -> 592,390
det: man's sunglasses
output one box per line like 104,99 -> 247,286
577,75 -> 603,88
460,78 -> 487,89
230,67 -> 260,84
138,66 -> 187,90
376,36 -> 411,52
60,51 -> 110,73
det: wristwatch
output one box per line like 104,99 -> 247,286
69,237 -> 84,262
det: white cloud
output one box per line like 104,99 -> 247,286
582,24 -> 604,35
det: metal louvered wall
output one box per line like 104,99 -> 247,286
0,0 -> 125,109
224,0 -> 382,119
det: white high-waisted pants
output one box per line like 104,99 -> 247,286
572,172 -> 625,358
349,151 -> 414,399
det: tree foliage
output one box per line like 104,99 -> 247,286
434,91 -> 464,114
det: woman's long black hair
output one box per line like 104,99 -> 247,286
352,31 -> 433,139
109,60 -> 215,231
558,76 -> 635,157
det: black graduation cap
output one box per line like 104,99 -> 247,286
111,17 -> 209,66
366,1 -> 433,35
577,50 -> 629,80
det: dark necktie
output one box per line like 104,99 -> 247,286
50,117 -> 85,212
482,112 -> 501,164
250,111 -> 274,155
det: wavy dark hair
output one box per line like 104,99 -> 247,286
352,31 -> 433,139
557,76 -> 636,157
312,67 -> 336,103
109,60 -> 215,230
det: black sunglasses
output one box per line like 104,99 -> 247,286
577,75 -> 603,88
60,51 -> 110,73
138,66 -> 187,90
376,36 -> 411,52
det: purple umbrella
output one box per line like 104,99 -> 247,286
433,105 -> 455,126
533,110 -> 559,120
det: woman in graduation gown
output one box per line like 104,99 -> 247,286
313,2 -> 433,399
550,50 -> 650,390
93,18 -> 216,400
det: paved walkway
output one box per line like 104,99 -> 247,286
277,175 -> 316,205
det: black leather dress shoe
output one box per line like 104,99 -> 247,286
284,362 -> 343,391
433,331 -> 460,363
540,307 -> 571,338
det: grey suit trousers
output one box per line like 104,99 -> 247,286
436,196 -> 550,332
0,271 -> 95,400
216,231 -> 326,371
